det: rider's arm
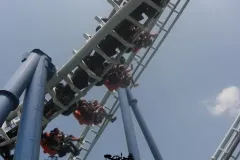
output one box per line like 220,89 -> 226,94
150,33 -> 159,38
70,136 -> 79,141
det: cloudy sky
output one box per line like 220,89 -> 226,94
0,0 -> 240,160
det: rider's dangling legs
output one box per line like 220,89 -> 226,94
0,145 -> 14,160
59,135 -> 81,157
58,144 -> 80,158
91,100 -> 117,124
62,141 -> 81,156
92,107 -> 117,125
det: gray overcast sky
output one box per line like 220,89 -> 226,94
0,0 -> 240,160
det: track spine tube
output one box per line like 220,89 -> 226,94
0,51 -> 43,127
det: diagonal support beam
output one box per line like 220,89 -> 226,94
126,88 -> 164,160
117,88 -> 141,160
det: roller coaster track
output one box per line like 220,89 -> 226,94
0,0 -> 190,159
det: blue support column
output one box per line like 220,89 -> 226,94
126,88 -> 163,160
14,49 -> 55,160
117,88 -> 141,160
0,51 -> 42,127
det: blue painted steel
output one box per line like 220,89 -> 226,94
117,88 -> 141,160
14,53 -> 53,160
126,88 -> 163,160
0,52 -> 41,127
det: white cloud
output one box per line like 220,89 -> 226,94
206,86 -> 240,116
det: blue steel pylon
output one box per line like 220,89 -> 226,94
13,49 -> 56,160
0,49 -> 56,160
117,88 -> 163,160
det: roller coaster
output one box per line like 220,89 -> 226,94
0,0 -> 239,160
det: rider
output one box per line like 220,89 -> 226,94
132,31 -> 158,54
104,64 -> 138,91
41,128 -> 81,158
73,99 -> 117,126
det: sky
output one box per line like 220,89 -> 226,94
0,0 -> 240,160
